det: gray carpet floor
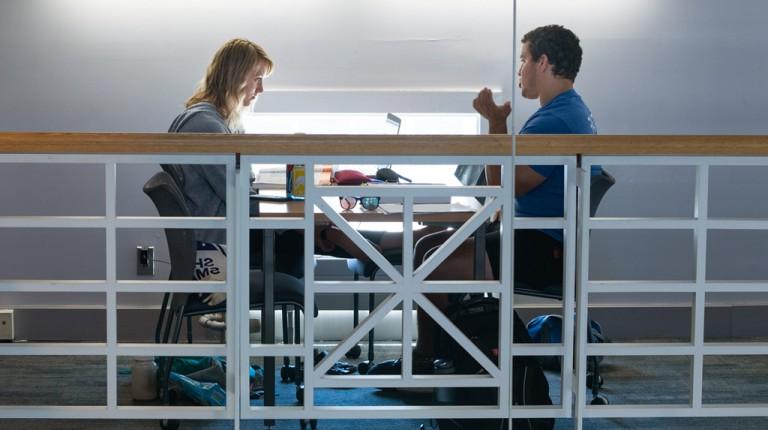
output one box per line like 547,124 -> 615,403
1,345 -> 767,429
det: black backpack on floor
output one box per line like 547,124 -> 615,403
435,296 -> 554,430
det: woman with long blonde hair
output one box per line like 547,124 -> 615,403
171,38 -> 273,135
169,38 -> 377,278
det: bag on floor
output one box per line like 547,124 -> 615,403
526,314 -> 605,371
169,371 -> 226,406
169,356 -> 215,375
436,296 -> 554,430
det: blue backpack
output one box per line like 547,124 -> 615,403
526,314 -> 605,371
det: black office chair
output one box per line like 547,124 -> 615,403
143,171 -> 313,429
160,163 -> 185,190
150,167 -> 311,339
514,169 -> 615,297
513,169 -> 615,406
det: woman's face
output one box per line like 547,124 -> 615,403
241,63 -> 267,107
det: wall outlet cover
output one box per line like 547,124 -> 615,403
136,246 -> 155,276
0,309 -> 14,341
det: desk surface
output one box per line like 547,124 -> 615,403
255,197 -> 479,223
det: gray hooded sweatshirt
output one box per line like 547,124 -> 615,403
167,102 -> 255,243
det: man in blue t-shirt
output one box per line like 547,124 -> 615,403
367,25 -> 597,376
473,24 -> 597,287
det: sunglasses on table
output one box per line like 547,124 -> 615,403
339,196 -> 381,211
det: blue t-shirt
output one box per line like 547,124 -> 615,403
516,89 -> 597,242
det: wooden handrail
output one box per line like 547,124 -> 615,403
518,134 -> 768,156
2,132 -> 768,156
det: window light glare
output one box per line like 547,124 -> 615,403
243,112 -> 480,135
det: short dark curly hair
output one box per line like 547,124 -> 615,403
522,25 -> 582,81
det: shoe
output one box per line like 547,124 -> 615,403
313,349 -> 357,375
326,361 -> 357,375
365,358 -> 400,375
364,355 -> 435,375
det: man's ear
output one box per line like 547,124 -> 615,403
538,54 -> 552,73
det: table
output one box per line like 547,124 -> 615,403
256,197 -> 480,223
252,197 -> 482,421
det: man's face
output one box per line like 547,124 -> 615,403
517,43 -> 540,100
241,63 -> 266,107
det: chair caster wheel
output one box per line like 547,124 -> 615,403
586,373 -> 603,389
590,394 -> 609,405
345,344 -> 362,359
357,360 -> 373,375
159,419 -> 180,430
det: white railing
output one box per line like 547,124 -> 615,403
576,156 -> 768,429
0,153 -> 237,421
2,136 -> 765,429
237,154 -> 523,422
5,148 -> 571,427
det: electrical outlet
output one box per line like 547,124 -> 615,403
136,246 -> 155,276
0,310 -> 13,341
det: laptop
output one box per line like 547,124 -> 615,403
386,112 -> 402,135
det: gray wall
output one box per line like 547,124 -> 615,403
1,0 -> 768,307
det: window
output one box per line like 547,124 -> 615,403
242,112 -> 480,135
244,112 -> 480,232
244,112 -> 480,184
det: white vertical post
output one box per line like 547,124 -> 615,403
402,194 -> 414,380
232,157 -> 244,429
304,160 -> 316,413
691,162 -> 709,408
573,161 -> 590,430
500,154 -> 514,416
562,158 -> 578,416
105,161 -> 118,411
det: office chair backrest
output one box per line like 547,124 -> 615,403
160,164 -> 185,189
513,169 -> 616,299
143,171 -> 197,281
589,169 -> 616,217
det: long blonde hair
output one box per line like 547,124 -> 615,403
186,38 -> 273,131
